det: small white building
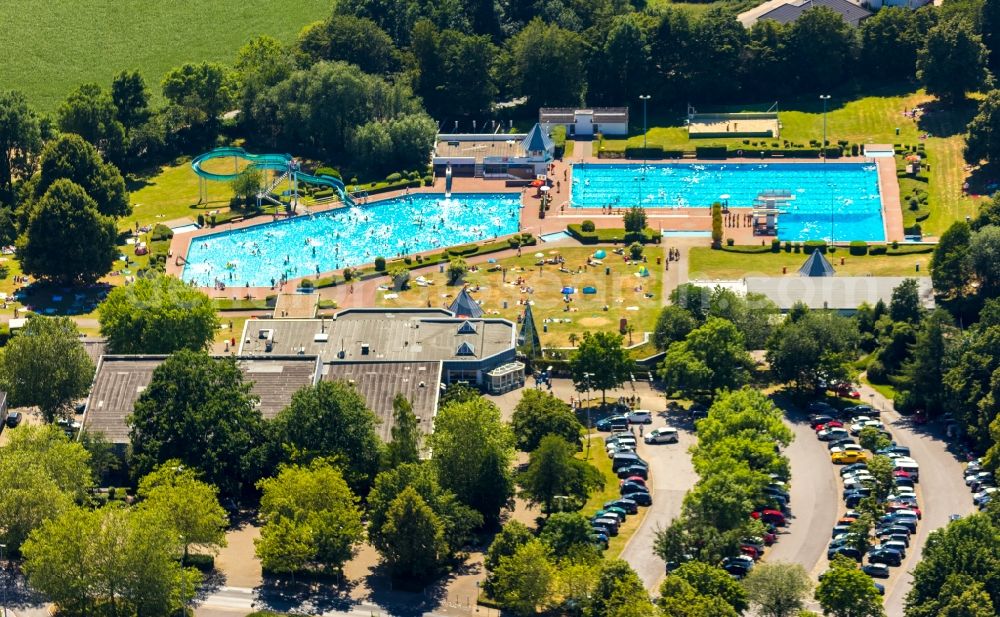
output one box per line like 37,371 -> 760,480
539,107 -> 629,137
432,123 -> 554,179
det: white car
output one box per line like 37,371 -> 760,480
644,427 -> 679,444
626,410 -> 653,424
850,420 -> 884,435
831,443 -> 865,455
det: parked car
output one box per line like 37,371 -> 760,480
751,509 -> 786,526
809,414 -> 836,429
808,401 -> 838,415
831,524 -> 853,538
620,482 -> 649,497
840,463 -> 869,476
605,498 -> 638,515
831,443 -> 865,455
863,563 -> 890,578
644,427 -> 679,444
966,471 -> 994,488
828,546 -> 862,561
878,540 -> 907,558
591,518 -> 619,536
843,404 -> 875,418
590,533 -> 609,550
850,420 -> 885,435
832,451 -> 869,465
628,491 -> 652,506
611,452 -> 647,471
626,410 -> 653,424
607,444 -> 635,458
879,445 -> 912,457
818,427 -> 850,441
593,509 -> 626,524
596,415 -> 629,431
867,548 -> 903,567
974,487 -> 998,506
619,476 -> 646,488
616,464 -> 648,479
815,420 -> 845,432
5,411 -> 22,428
874,583 -> 886,595
828,437 -> 858,451
605,431 -> 631,444
721,555 -> 754,578
830,382 -> 861,399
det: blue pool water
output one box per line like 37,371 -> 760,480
182,193 -> 521,287
571,163 -> 884,241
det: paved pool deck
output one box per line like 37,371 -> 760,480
168,145 -> 903,300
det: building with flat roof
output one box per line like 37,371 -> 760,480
739,0 -> 872,28
240,308 -> 518,386
539,107 -> 629,137
433,123 -> 555,179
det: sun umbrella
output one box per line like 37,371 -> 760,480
540,185 -> 551,192
561,286 -> 575,294
594,249 -> 607,259
906,154 -> 921,162
530,179 -> 544,187
487,258 -> 497,263
548,250 -> 559,254
535,252 -> 544,258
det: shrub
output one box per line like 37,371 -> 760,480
891,240 -> 899,250
299,279 -> 314,289
315,166 -> 341,179
374,256 -> 386,271
150,224 -> 174,242
803,240 -> 827,254
385,172 -> 402,182
696,145 -> 728,159
771,238 -> 781,253
197,214 -> 205,227
849,241 -> 868,256
448,244 -> 478,256
403,256 -> 412,265
784,241 -> 792,252
581,220 -> 596,232
423,175 -> 434,186
343,267 -> 354,281
869,245 -> 887,255
726,238 -> 735,246
851,144 -> 859,156
793,243 -> 801,253
629,242 -> 643,259
711,202 -> 723,247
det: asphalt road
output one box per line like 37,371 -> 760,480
618,410 -> 697,591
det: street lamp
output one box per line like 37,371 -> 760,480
584,372 -> 593,459
819,95 -> 831,162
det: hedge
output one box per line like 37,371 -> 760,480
625,145 -> 664,159
150,224 -> 173,242
720,244 -> 774,254
886,244 -> 934,255
695,145 -> 728,159
567,224 -> 662,244
803,240 -> 827,254
849,241 -> 869,256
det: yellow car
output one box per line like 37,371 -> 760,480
832,451 -> 869,464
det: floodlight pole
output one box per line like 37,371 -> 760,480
820,95 -> 831,163
640,95 -> 651,208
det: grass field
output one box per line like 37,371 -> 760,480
376,246 -> 664,348
0,0 -> 332,111
600,90 -> 977,235
688,247 -> 932,280
125,159 -> 236,231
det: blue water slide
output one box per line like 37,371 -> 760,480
191,147 -> 352,205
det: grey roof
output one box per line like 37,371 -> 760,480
81,337 -> 108,366
449,288 -> 484,318
82,355 -> 320,444
321,361 -> 441,444
539,107 -> 629,124
799,251 -> 836,277
239,309 -> 516,364
758,0 -> 871,27
522,123 -> 554,153
745,276 -> 935,310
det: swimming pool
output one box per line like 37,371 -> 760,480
182,193 -> 521,287
571,163 -> 884,241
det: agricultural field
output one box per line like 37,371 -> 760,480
0,0 -> 332,111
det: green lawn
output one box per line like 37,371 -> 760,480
125,159 -> 235,231
688,247 -> 932,280
377,246 -> 664,348
599,90 -> 976,235
0,0 -> 332,111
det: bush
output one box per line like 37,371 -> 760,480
867,358 -> 887,382
581,219 -> 596,232
197,214 -> 205,227
315,166 -> 341,179
696,145 -> 728,159
891,240 -> 899,250
385,172 -> 402,182
726,238 -> 735,246
851,144 -> 859,156
771,238 -> 781,253
150,223 -> 174,242
374,256 -> 386,271
803,240 -> 827,254
869,245 -> 887,255
721,244 -> 773,254
299,279 -> 314,289
423,175 -> 434,186
629,242 -> 643,259
625,145 -> 664,159
343,267 -> 354,281
849,241 -> 869,256
448,244 -> 479,256
784,241 -> 792,252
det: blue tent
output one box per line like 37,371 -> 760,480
583,286 -> 597,294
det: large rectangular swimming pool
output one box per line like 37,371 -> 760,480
570,162 -> 884,241
182,193 -> 521,287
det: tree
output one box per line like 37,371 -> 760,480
0,90 -> 42,197
111,70 -> 151,130
385,394 -> 421,467
137,461 -> 228,561
816,556 -> 885,617
766,311 -> 859,391
256,460 -> 364,573
484,520 -> 535,596
57,83 -> 126,164
491,539 -> 557,616
34,133 -> 130,217
269,380 -> 382,493
129,350 -> 264,496
986,0 -> 1000,75
506,19 -> 586,107
860,8 -> 923,82
744,562 -> 812,617
386,112 -> 438,171
659,317 -> 753,396
571,331 -> 635,402
591,560 -> 649,617
890,278 -> 924,323
969,225 -> 1000,297
931,221 -> 972,298
589,14 -> 652,106
782,7 -> 856,91
657,575 -> 739,617
712,202 -> 723,246
230,167 -> 263,203
0,424 -> 92,553
98,273 -> 219,354
367,462 -> 482,564
623,205 -> 647,234
654,305 -> 697,350
22,505 -> 198,616
967,90 -> 1000,164
858,427 -> 892,455
430,397 -> 515,525
896,310 -> 953,414
18,179 -> 118,284
519,435 -> 603,513
0,315 -> 94,422
671,283 -> 712,320
351,120 -> 394,176
448,255 -> 468,284
297,14 -> 400,75
511,389 -> 582,451
379,486 -> 448,581
672,561 -> 748,613
907,573 -> 995,617
411,24 -> 498,117
917,19 -> 990,103
905,513 -> 1000,615
539,512 -> 598,559
162,62 -> 233,127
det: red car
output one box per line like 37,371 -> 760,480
751,509 -> 786,526
893,470 -> 912,480
740,544 -> 761,560
831,383 -> 861,399
886,503 -> 922,518
762,530 -> 777,545
815,420 -> 844,431
619,476 -> 646,488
